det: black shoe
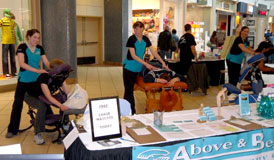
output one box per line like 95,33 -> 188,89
5,74 -> 10,77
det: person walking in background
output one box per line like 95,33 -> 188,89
171,29 -> 179,52
122,21 -> 168,114
158,25 -> 172,59
178,24 -> 198,75
226,26 -> 257,86
6,29 -> 50,139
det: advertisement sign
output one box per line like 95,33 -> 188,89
89,96 -> 121,141
133,128 -> 274,160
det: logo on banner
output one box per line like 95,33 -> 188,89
133,128 -> 274,160
137,149 -> 170,160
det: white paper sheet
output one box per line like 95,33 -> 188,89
133,128 -> 151,135
63,127 -> 79,150
0,144 -> 21,154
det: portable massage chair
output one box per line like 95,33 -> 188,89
20,64 -> 85,143
223,54 -> 265,104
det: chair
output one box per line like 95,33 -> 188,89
119,98 -> 132,116
20,64 -> 85,144
222,54 -> 265,104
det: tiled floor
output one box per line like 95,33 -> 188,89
0,65 -> 222,154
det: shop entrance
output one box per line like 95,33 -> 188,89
76,16 -> 102,65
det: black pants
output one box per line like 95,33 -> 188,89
123,68 -> 138,114
2,44 -> 16,75
24,93 -> 49,133
226,59 -> 241,86
7,81 -> 33,134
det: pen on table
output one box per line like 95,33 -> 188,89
120,137 -> 136,143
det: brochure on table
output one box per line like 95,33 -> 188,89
77,103 -> 273,151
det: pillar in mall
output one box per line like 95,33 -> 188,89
104,0 -> 129,63
210,0 -> 216,34
40,0 -> 77,80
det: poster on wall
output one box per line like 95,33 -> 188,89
163,1 -> 176,30
132,9 -> 160,33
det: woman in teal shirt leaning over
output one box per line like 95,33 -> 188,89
226,26 -> 256,86
6,29 -> 50,138
123,21 -> 168,114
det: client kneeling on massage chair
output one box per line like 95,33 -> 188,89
24,59 -> 70,145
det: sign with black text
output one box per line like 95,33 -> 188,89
89,96 -> 122,141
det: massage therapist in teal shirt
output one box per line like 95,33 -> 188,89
123,21 -> 168,114
226,26 -> 257,86
6,29 -> 50,138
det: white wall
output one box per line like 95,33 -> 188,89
132,0 -> 160,10
76,0 -> 104,17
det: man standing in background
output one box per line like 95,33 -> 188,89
178,24 -> 198,75
158,25 -> 172,59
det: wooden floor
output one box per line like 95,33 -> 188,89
0,65 -> 222,154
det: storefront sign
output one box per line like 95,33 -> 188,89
197,0 -> 207,5
89,96 -> 121,141
222,2 -> 230,10
247,4 -> 253,14
259,10 -> 267,16
257,3 -> 267,16
237,2 -> 247,14
247,20 -> 255,27
132,128 -> 274,160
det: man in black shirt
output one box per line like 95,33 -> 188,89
158,25 -> 172,59
178,24 -> 198,75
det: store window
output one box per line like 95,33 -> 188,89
132,0 -> 160,50
0,0 -> 32,78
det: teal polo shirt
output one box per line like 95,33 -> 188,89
16,43 -> 45,83
227,41 -> 249,64
123,35 -> 151,73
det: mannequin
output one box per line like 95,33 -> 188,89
0,8 -> 17,77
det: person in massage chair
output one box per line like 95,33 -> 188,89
24,58 -> 70,145
239,41 -> 274,91
143,68 -> 185,87
256,42 -> 274,73
244,41 -> 274,80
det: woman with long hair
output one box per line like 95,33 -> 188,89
226,26 -> 257,86
6,29 -> 50,139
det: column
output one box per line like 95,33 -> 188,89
104,0 -> 128,63
182,0 -> 187,34
210,0 -> 216,34
40,0 -> 77,80
178,0 -> 187,36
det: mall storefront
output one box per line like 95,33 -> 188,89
0,0 -> 38,88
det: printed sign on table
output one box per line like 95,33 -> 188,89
89,96 -> 121,141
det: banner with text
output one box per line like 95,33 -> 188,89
132,128 -> 274,160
